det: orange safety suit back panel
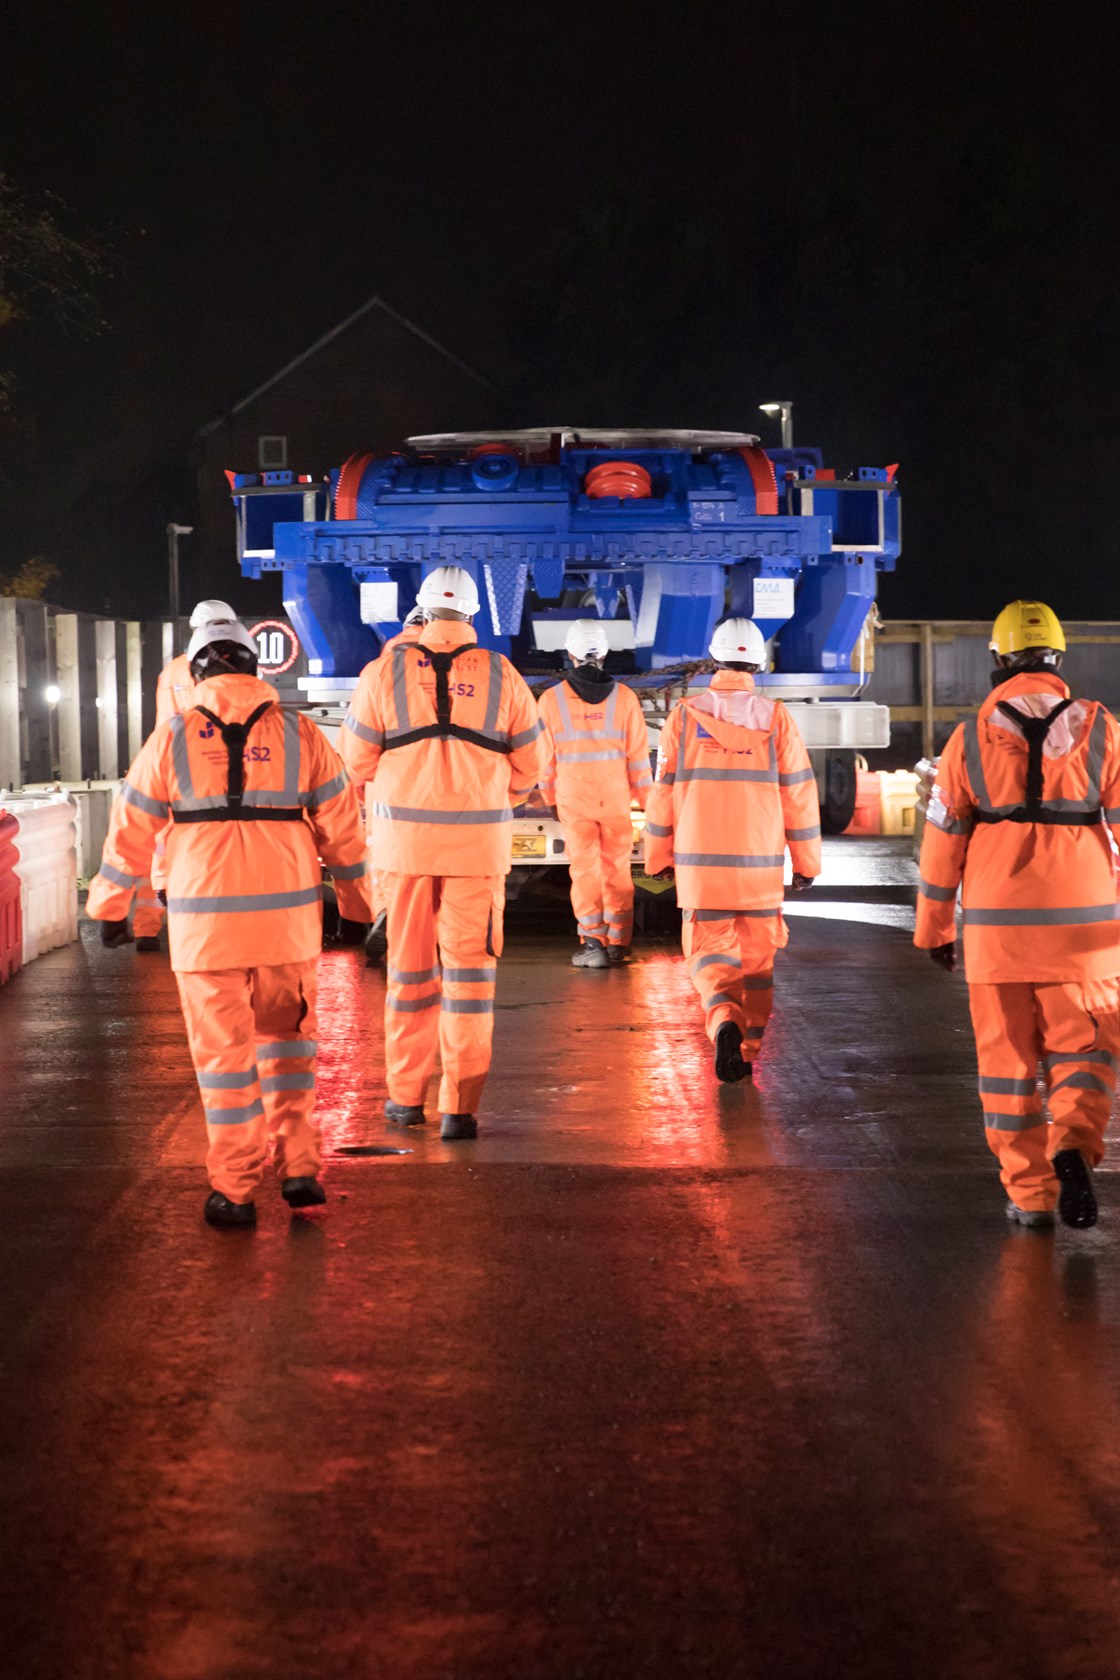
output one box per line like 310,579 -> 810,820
87,672 -> 370,970
643,671 -> 821,908
337,619 -> 546,877
538,679 -> 652,817
155,652 -> 196,724
915,672 -> 1120,982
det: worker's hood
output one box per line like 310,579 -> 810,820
566,665 -> 615,705
419,618 -> 478,653
681,669 -> 777,750
187,673 -> 281,720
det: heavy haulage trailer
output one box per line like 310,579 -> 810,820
229,428 -> 900,848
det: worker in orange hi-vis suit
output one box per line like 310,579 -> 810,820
915,599 -> 1120,1233
87,620 -> 371,1228
346,605 -> 427,966
339,565 -> 546,1141
644,617 -> 821,1085
538,620 -> 652,968
133,600 -> 241,953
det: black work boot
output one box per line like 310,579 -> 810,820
572,938 -> 610,969
204,1191 -> 257,1228
135,935 -> 161,953
606,945 -> 630,966
385,1099 -> 426,1127
1053,1148 -> 1098,1229
440,1113 -> 478,1140
364,911 -> 388,965
281,1176 -> 327,1209
714,1022 -> 751,1084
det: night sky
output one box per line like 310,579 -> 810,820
2,2 -> 1116,620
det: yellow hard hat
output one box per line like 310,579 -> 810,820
989,599 -> 1066,658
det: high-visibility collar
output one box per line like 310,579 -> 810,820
708,669 -> 757,694
418,619 -> 478,654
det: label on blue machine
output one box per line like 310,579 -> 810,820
752,577 -> 795,618
360,581 -> 400,624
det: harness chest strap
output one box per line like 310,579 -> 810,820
381,644 -> 512,755
173,701 -> 305,823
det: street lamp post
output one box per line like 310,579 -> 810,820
759,402 -> 794,450
167,523 -> 193,622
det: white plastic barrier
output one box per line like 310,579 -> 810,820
12,781 -> 119,884
2,794 -> 79,963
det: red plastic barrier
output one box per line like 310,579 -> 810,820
844,771 -> 883,837
0,809 -> 22,986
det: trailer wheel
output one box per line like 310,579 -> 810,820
819,750 -> 857,835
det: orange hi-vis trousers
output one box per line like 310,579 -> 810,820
969,978 -> 1120,1212
176,959 -> 320,1204
681,908 -> 786,1055
565,809 -> 635,949
383,872 -> 504,1116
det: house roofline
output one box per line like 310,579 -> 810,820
196,294 -> 498,440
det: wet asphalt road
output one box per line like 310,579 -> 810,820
2,838 -> 1120,1680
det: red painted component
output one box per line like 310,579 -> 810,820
224,470 -> 238,490
0,810 -> 22,986
814,469 -> 836,482
738,447 -> 778,514
335,452 -> 374,520
886,463 -> 899,481
469,442 -> 522,462
584,460 -> 653,500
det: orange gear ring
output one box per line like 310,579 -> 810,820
335,452 -> 374,520
584,460 -> 652,500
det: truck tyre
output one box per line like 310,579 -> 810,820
819,750 -> 857,835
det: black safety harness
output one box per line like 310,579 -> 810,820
973,696 -> 1102,827
380,645 -> 511,755
172,701 -> 306,823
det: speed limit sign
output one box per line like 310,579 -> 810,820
249,619 -> 300,676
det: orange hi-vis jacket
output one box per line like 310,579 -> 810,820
644,670 -> 821,909
538,678 -> 652,817
87,672 -> 371,970
338,618 -> 546,877
155,653 -> 195,724
915,671 -> 1120,983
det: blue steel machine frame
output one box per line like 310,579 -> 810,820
229,428 -> 900,699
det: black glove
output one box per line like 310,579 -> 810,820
331,917 -> 369,947
789,873 -> 815,893
928,942 -> 957,972
100,919 -> 134,949
653,866 -> 675,883
157,889 -> 167,908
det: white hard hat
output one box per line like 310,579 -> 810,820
565,620 -> 610,662
186,620 -> 258,663
709,617 -> 767,666
189,598 -> 237,630
416,565 -> 480,617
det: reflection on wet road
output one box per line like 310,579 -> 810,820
2,837 -> 1120,1679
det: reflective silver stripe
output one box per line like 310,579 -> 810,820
978,1076 -> 1037,1096
926,810 -> 971,836
1106,808 -> 1120,824
1050,1071 -> 1113,1097
680,765 -> 778,784
557,748 -> 625,763
257,1039 -> 318,1059
674,853 -> 785,868
628,757 -> 651,771
963,717 -> 990,807
1044,1050 -> 1118,1070
682,907 -> 780,921
743,974 -> 774,990
98,862 -> 146,888
388,993 -> 441,1013
443,966 -> 496,982
483,651 -> 503,737
604,910 -> 632,923
392,645 -> 412,731
388,965 -> 441,984
919,878 -> 957,902
198,1069 -> 258,1090
786,826 -> 822,841
168,886 -> 323,913
689,953 -> 738,973
120,781 -> 169,819
170,712 -> 194,800
554,684 -> 576,741
171,794 -> 231,812
962,904 -> 1120,926
778,767 -> 814,786
510,719 -> 544,749
658,770 -> 676,785
240,790 -> 308,810
441,998 -> 494,1014
344,714 -> 384,746
703,994 -> 739,1010
373,803 -> 514,824
1085,709 -> 1107,806
260,1071 -> 315,1094
330,861 -> 367,880
204,1099 -> 265,1126
282,707 -> 301,801
982,1111 -> 1045,1131
307,771 -> 347,809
